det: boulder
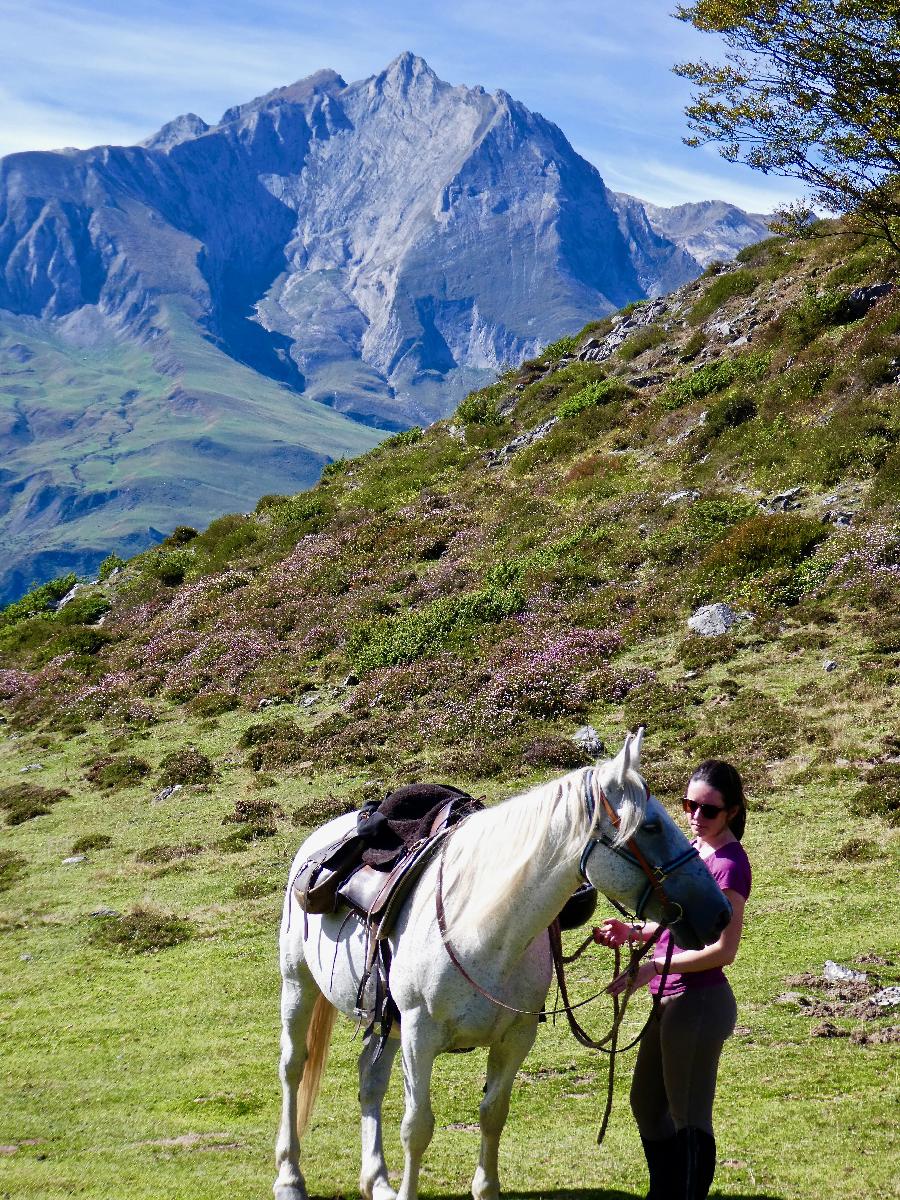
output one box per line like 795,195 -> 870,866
687,603 -> 750,637
571,726 -> 605,758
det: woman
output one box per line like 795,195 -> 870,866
595,760 -> 751,1200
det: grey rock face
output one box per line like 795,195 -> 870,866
1,54 -> 770,430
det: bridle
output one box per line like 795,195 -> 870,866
578,768 -> 699,926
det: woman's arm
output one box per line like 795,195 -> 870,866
606,889 -> 745,995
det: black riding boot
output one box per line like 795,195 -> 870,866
671,1126 -> 717,1199
641,1134 -> 677,1199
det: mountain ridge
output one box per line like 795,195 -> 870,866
1,52 -> 773,603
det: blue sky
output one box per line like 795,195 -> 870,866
0,0 -> 804,211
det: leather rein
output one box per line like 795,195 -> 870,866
434,773 -> 698,1142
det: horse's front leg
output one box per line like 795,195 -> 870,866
397,1012 -> 441,1200
471,1017 -> 540,1200
359,1035 -> 401,1200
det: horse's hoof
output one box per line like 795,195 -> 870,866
274,1184 -> 308,1200
471,1168 -> 499,1200
361,1176 -> 397,1200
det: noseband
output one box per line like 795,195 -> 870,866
579,772 -> 698,924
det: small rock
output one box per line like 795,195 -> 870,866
762,485 -> 804,512
154,784 -> 183,803
822,509 -> 853,527
688,602 -> 751,638
55,583 -> 84,609
256,698 -> 276,710
824,960 -> 867,984
871,986 -> 900,1008
664,490 -> 700,505
728,335 -> 750,348
62,855 -> 86,866
572,726 -> 605,758
91,907 -> 121,918
19,763 -> 44,773
19,953 -> 32,961
823,659 -> 838,672
342,673 -> 360,687
300,691 -> 321,708
707,320 -> 733,338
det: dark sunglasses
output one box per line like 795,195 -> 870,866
682,798 -> 727,820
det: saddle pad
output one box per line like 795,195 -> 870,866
337,828 -> 452,939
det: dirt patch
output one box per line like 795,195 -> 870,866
133,1132 -> 243,1151
850,1026 -> 900,1046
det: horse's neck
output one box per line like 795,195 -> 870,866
455,788 -> 586,961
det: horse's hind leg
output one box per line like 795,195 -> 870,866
359,1035 -> 400,1200
471,1018 -> 539,1200
274,956 -> 321,1200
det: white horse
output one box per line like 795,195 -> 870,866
275,732 -> 732,1200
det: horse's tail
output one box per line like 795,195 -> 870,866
296,992 -> 337,1139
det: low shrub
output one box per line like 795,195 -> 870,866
543,334 -> 579,361
348,582 -> 525,673
187,692 -> 240,717
157,747 -> 215,787
521,736 -> 594,770
163,526 -> 199,547
0,573 -> 77,628
88,907 -> 194,954
382,426 -> 423,448
694,514 -> 828,598
852,763 -> 900,825
84,754 -> 151,790
557,378 -> 624,419
647,498 -> 756,567
0,782 -> 70,826
56,593 -> 111,626
678,635 -> 739,671
98,554 -> 125,581
239,718 -> 308,771
662,352 -> 770,410
779,286 -> 848,349
143,547 -> 194,586
291,794 -> 356,826
679,331 -> 707,361
618,324 -> 666,362
832,837 -> 877,862
456,389 -> 503,426
702,390 -> 758,440
233,875 -> 280,899
688,269 -> 759,324
0,850 -> 26,892
70,833 -> 112,853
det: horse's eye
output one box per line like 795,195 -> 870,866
642,820 -> 662,836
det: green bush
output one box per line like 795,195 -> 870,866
543,335 -> 579,361
696,514 -> 828,594
0,782 -> 70,826
157,747 -> 215,787
662,352 -> 770,410
98,554 -> 125,581
0,573 -> 77,628
348,582 -> 526,672
382,426 -> 423,448
88,907 -> 194,954
135,842 -> 203,864
84,754 -> 151,790
647,498 -> 756,566
456,389 -> 502,426
680,331 -> 707,361
162,526 -> 199,547
780,286 -> 848,349
186,692 -> 240,717
689,269 -> 759,324
56,593 -> 110,626
255,492 -> 325,527
703,390 -> 758,439
143,547 -> 194,586
557,378 -> 624,419
70,833 -> 112,853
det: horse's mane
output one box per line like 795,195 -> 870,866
441,762 -> 647,932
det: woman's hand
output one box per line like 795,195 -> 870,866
593,919 -> 639,948
606,958 -> 657,996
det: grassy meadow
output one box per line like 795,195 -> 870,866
2,223 -> 900,1198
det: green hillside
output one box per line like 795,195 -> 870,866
1,223 -> 898,1200
0,299 -> 382,604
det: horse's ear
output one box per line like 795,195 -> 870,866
631,726 -> 644,774
616,732 -> 633,788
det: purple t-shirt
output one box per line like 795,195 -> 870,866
649,839 -> 752,997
